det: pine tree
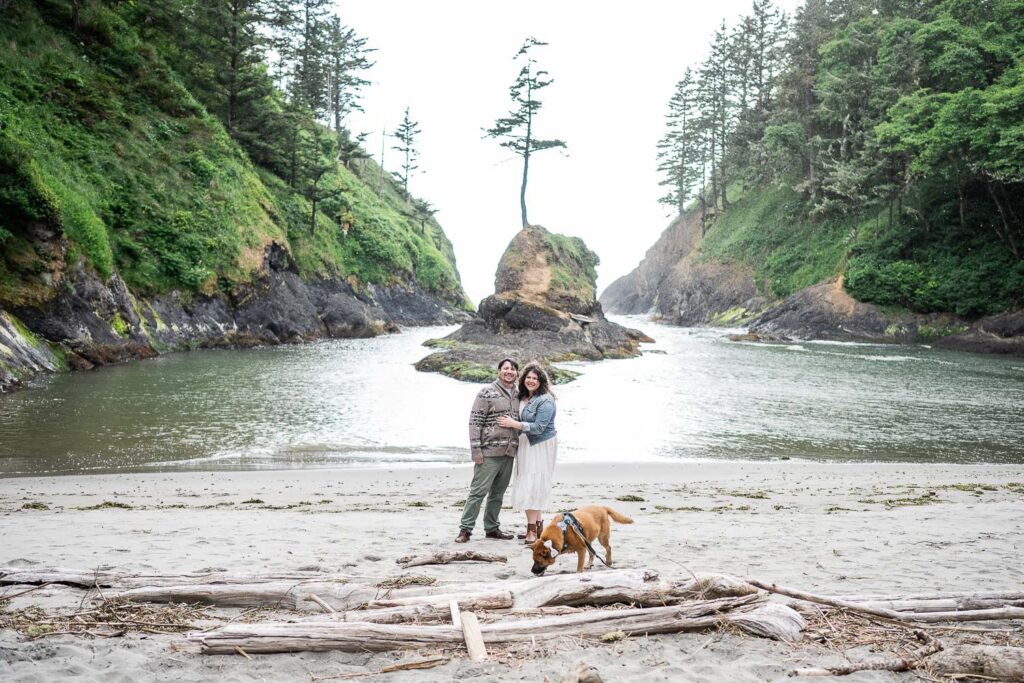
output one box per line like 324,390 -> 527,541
324,16 -> 373,150
391,107 -> 421,198
657,69 -> 701,217
300,124 -> 342,232
484,37 -> 567,228
272,0 -> 332,116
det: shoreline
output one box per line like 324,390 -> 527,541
2,456 -> 1022,480
2,460 -> 1022,681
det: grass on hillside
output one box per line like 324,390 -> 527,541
699,183 -> 851,298
698,181 -> 1024,317
0,0 -> 468,309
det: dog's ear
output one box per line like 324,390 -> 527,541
543,539 -> 558,557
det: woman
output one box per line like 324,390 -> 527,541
496,362 -> 557,544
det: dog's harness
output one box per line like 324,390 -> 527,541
546,511 -> 612,568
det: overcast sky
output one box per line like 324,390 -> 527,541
341,0 -> 802,305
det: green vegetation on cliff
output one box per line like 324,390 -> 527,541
660,0 -> 1024,318
0,0 -> 468,309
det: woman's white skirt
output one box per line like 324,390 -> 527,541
510,435 -> 557,512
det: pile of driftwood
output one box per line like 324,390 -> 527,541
3,560 -> 1024,680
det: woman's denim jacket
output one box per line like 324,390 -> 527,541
520,393 -> 557,446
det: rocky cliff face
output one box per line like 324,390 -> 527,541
417,226 -> 651,383
0,242 -> 469,393
601,211 -> 1024,355
601,211 -> 767,325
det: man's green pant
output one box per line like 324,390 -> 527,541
459,456 -> 514,533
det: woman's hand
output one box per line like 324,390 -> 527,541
496,415 -> 519,430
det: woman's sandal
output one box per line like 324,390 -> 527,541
524,520 -> 543,545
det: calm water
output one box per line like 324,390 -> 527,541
1,316 -> 1022,476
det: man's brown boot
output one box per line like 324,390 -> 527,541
454,529 -> 471,543
485,529 -> 514,540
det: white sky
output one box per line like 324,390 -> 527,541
340,0 -> 802,305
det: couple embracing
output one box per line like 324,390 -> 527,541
455,358 -> 557,545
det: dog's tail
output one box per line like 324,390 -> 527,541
604,507 -> 634,524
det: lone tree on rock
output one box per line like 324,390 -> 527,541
485,37 -> 566,228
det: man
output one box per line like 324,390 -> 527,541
454,358 -> 520,543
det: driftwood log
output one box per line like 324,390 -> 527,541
396,551 -> 507,568
0,566 -> 333,589
926,645 -> 1024,681
107,569 -> 755,612
748,578 -> 1024,623
188,594 -> 805,654
793,643 -> 1024,681
792,630 -> 941,676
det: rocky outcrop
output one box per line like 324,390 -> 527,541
0,242 -> 470,393
602,209 -> 1024,356
933,310 -> 1024,355
601,211 -> 768,325
417,226 -> 652,383
0,310 -> 64,393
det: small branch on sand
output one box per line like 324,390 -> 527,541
396,551 -> 507,568
309,656 -> 450,681
308,594 -> 336,614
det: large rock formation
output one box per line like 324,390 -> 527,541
601,211 -> 768,326
417,226 -> 651,382
0,242 -> 470,393
601,210 -> 1024,355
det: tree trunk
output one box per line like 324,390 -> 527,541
987,181 -> 1021,259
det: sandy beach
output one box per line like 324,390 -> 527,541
1,460 -> 1022,682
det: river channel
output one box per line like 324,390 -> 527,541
1,316 -> 1022,476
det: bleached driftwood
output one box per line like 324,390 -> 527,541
111,580 -> 385,610
17,566 -> 756,614
296,592 -> 514,624
793,643 -> 1024,681
188,594 -> 805,654
364,570 -> 756,612
792,630 -> 941,676
0,566 -> 334,589
837,590 -> 1024,603
460,612 -> 487,661
396,551 -> 507,568
926,645 -> 1024,681
109,568 -> 667,610
842,596 -> 1024,613
748,578 -> 1024,623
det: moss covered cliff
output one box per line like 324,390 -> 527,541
0,0 -> 468,311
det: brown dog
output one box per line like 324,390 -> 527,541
530,506 -> 633,575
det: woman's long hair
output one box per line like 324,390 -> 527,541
517,363 -> 555,400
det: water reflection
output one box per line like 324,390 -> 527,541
1,317 -> 1022,476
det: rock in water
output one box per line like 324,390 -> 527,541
416,226 -> 652,382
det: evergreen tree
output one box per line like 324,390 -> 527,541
391,107 -> 421,198
484,37 -> 567,228
272,0 -> 332,118
300,124 -> 342,232
325,17 -> 373,132
657,69 -> 700,217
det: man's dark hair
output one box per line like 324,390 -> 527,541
497,357 -> 519,372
